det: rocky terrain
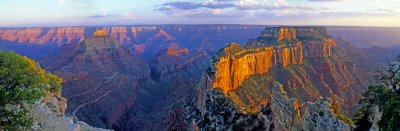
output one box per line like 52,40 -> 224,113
186,78 -> 351,130
1,25 -> 397,60
0,25 -> 266,59
29,91 -> 111,131
183,27 -> 377,130
39,30 -> 212,130
1,25 -> 398,130
211,27 -> 371,114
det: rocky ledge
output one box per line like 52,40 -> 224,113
186,73 -> 351,130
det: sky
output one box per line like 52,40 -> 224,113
0,0 -> 399,27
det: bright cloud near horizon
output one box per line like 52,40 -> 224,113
0,0 -> 399,27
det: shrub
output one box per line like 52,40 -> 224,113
0,50 -> 63,130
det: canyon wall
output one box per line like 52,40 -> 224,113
214,27 -> 335,94
210,27 -> 371,114
181,26 -> 373,130
0,25 -> 266,59
212,42 -> 304,94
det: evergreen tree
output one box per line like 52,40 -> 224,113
354,56 -> 400,131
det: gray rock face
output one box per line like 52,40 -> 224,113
300,98 -> 351,131
186,73 -> 351,131
29,93 -> 112,131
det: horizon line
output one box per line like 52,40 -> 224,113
1,24 -> 400,28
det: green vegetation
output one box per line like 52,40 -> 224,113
328,100 -> 355,126
354,56 -> 400,131
0,49 -> 63,130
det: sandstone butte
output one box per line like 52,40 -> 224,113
212,27 -> 336,94
93,29 -> 107,37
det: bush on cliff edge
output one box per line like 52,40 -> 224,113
0,49 -> 63,130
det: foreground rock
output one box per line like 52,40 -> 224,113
28,86 -> 111,131
187,79 -> 350,130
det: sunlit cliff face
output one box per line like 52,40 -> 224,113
212,27 -> 336,95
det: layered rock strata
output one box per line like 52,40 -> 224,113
206,26 -> 371,117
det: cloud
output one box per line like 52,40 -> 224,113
154,0 -> 400,26
308,0 -> 343,2
159,1 -> 235,10
254,9 -> 398,20
87,13 -> 116,18
156,0 -> 314,11
87,13 -> 138,20
155,0 -> 316,18
58,0 -> 65,5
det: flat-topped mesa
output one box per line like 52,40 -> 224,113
212,26 -> 337,94
212,43 -> 302,94
248,26 -> 336,57
76,36 -> 121,53
258,27 -> 297,41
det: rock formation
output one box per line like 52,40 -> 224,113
112,44 -> 211,130
183,26 -> 373,130
209,27 -> 371,115
39,31 -> 212,130
186,73 -> 351,130
29,92 -> 111,131
0,25 -> 267,60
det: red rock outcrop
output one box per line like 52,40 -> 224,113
0,27 -> 85,45
212,44 -> 276,94
165,45 -> 189,57
211,27 -> 371,115
213,27 -> 310,94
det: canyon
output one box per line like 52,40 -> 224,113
0,25 -> 266,59
183,26 -> 383,130
1,25 -> 398,60
0,25 -> 398,130
210,27 -> 372,114
38,30 -> 212,130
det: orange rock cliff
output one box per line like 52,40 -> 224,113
212,27 -> 336,94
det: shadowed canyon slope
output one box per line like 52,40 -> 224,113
40,34 -> 150,128
39,30 -> 211,130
